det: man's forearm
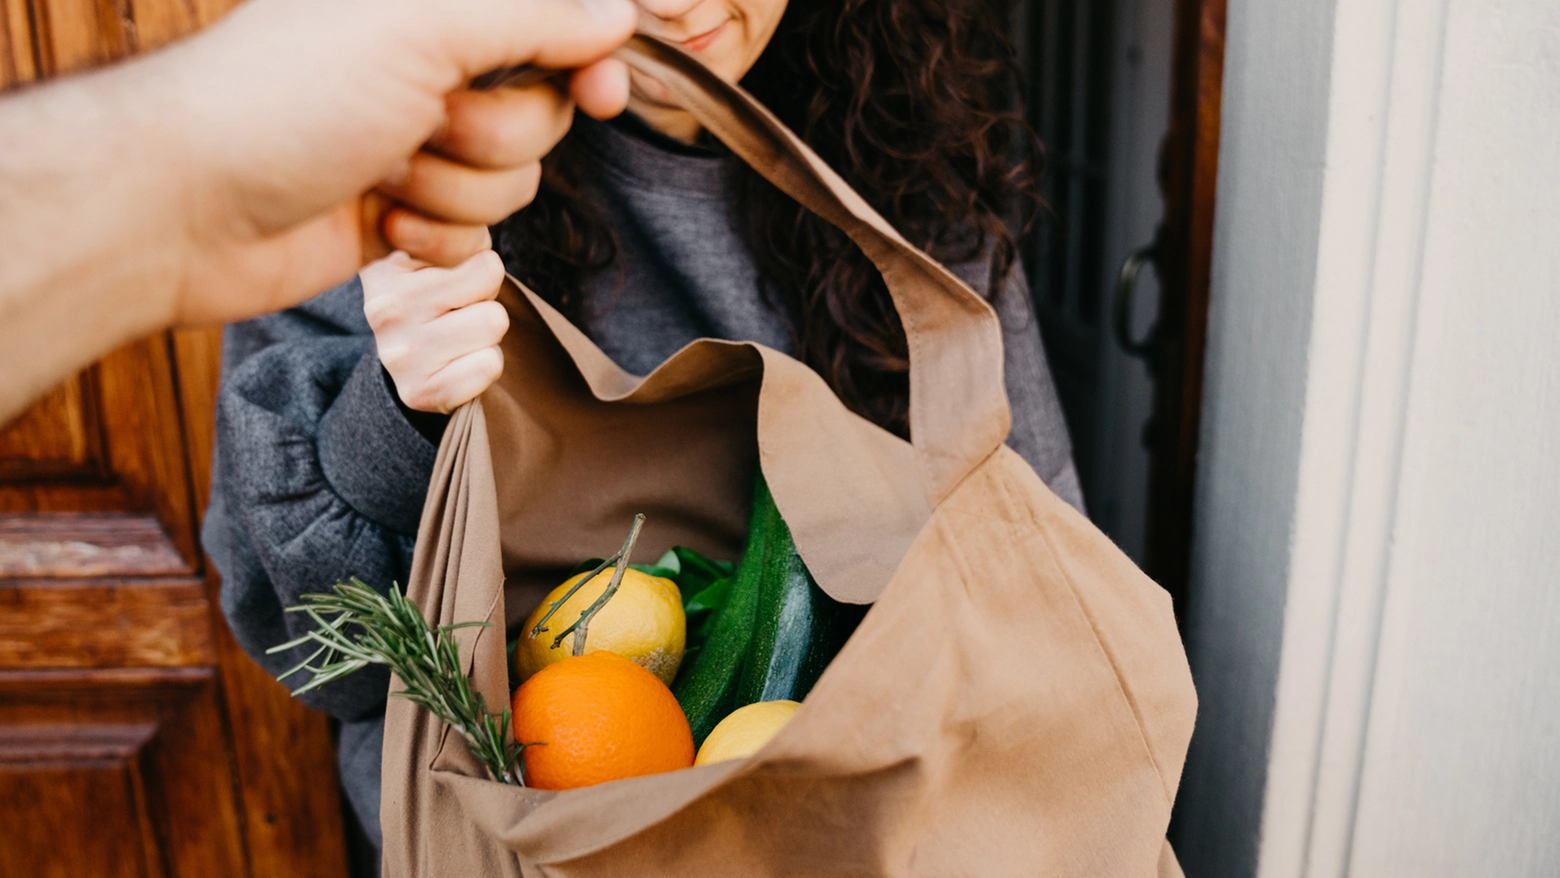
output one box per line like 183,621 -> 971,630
0,59 -> 187,424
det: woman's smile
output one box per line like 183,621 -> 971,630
678,20 -> 728,53
628,0 -> 790,142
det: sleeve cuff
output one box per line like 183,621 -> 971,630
316,349 -> 441,534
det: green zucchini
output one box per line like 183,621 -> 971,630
672,474 -> 778,744
734,492 -> 865,707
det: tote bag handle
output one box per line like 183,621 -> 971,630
613,35 -> 1011,505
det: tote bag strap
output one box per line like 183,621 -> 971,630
614,35 -> 1011,505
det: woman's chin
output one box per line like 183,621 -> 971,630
628,74 -> 682,113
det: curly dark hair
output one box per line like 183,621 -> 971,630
495,0 -> 1042,437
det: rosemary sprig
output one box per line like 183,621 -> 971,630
267,578 -> 531,785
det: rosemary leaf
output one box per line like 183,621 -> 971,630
271,577 -> 527,785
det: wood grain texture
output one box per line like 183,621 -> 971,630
0,668 -> 246,877
128,0 -> 235,50
0,724 -> 164,878
216,637 -> 354,878
0,373 -> 106,481
0,0 -> 41,88
1143,0 -> 1226,621
29,0 -> 135,73
94,336 -> 203,566
0,512 -> 185,577
172,328 -> 222,518
0,338 -> 203,572
0,721 -> 157,764
0,725 -> 164,878
0,0 -> 352,872
0,577 -> 214,668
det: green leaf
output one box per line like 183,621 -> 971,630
683,575 -> 735,650
653,549 -> 681,574
684,575 -> 734,615
672,546 -> 735,590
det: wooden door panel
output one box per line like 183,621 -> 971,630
128,0 -> 233,50
0,374 -> 107,481
29,0 -> 134,73
92,337 -> 202,564
0,513 -> 186,578
1,1 -> 352,874
0,669 -> 248,878
0,578 -> 214,669
0,724 -> 163,878
0,338 -> 203,570
171,329 -> 223,514
1,0 -> 40,88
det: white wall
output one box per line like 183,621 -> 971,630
1173,0 -> 1560,875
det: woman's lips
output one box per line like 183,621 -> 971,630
679,21 -> 728,53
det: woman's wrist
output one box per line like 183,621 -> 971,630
382,365 -> 453,444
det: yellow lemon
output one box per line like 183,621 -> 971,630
695,700 -> 802,766
514,567 -> 685,685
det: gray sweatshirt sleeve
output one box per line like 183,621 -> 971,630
203,279 -> 440,721
949,259 -> 1086,514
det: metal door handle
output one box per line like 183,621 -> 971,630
1113,242 -> 1159,359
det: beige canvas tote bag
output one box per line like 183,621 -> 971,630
380,34 -> 1196,877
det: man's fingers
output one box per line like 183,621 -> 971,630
382,208 -> 492,267
570,58 -> 631,120
432,84 -> 574,169
426,345 -> 506,413
380,151 -> 542,227
449,0 -> 637,82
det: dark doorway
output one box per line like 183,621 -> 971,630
1016,0 -> 1225,620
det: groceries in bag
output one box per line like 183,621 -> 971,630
270,472 -> 860,790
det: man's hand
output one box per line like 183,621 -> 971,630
363,251 -> 510,415
0,0 -> 635,423
166,0 -> 636,325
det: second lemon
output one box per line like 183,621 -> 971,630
515,567 -> 686,685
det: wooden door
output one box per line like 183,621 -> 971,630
0,3 -> 351,876
1141,0 -> 1225,616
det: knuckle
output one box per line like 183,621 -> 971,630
362,295 -> 400,329
462,301 -> 508,338
400,384 -> 435,412
449,251 -> 504,300
514,163 -> 543,205
484,303 -> 511,336
476,346 -> 505,383
375,339 -> 407,372
477,248 -> 506,283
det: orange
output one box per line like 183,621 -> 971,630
511,650 -> 695,790
514,567 -> 685,685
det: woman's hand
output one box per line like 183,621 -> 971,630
362,250 -> 511,414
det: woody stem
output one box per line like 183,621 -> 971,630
552,514 -> 645,655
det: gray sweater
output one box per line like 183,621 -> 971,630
202,113 -> 1081,852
